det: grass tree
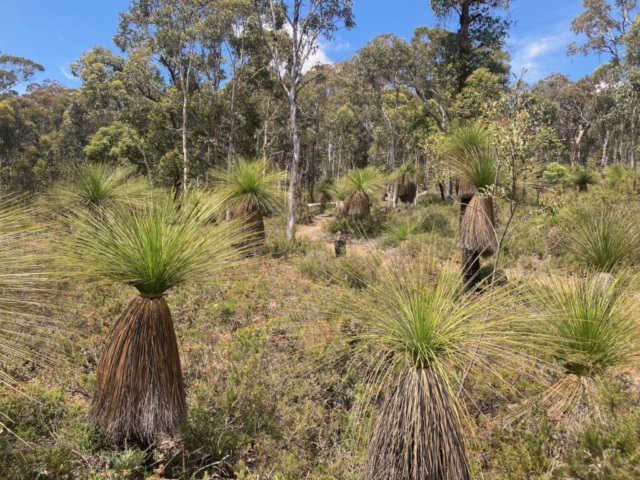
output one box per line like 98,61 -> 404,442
338,257 -> 520,479
532,274 -> 640,417
565,206 -> 640,273
382,216 -> 423,247
341,167 -> 385,217
61,195 -> 246,443
212,159 -> 285,244
443,123 -> 498,287
316,177 -> 335,210
329,179 -> 351,216
51,163 -> 148,212
570,167 -> 598,192
0,196 -> 56,389
391,162 -> 419,205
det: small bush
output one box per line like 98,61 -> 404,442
326,211 -> 387,238
542,162 -> 569,185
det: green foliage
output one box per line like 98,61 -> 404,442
110,448 -> 148,479
61,195 -> 246,297
326,210 -> 387,238
344,257 -> 519,372
0,51 -> 44,93
443,123 -> 497,189
564,206 -> 640,272
341,166 -> 385,199
532,274 -> 640,377
542,161 -> 569,184
212,158 -> 285,216
0,195 -> 59,389
51,162 -> 148,211
390,162 -> 418,184
381,216 -> 423,247
570,167 -> 598,191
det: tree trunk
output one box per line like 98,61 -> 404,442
632,108 -> 637,191
287,94 -> 300,241
571,123 -> 590,167
601,129 -> 610,169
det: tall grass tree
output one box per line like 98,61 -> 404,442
212,158 -> 285,245
570,167 -> 598,192
51,163 -> 148,213
391,162 -> 419,205
443,123 -> 498,287
61,195 -> 247,443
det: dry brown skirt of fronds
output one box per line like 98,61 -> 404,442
233,203 -> 266,247
459,195 -> 496,255
348,191 -> 371,217
365,368 -> 471,480
91,296 -> 186,444
457,179 -> 477,202
398,181 -> 417,204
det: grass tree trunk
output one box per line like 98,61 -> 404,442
91,296 -> 186,444
365,368 -> 471,480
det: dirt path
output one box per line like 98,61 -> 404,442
296,213 -> 374,255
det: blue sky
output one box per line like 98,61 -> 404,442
0,0 -> 607,90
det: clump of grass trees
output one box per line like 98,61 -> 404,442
212,158 -> 285,246
336,255 -> 523,479
443,123 -> 498,287
60,195 -> 247,443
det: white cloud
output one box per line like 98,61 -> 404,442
509,28 -> 574,82
302,40 -> 333,73
59,66 -> 79,82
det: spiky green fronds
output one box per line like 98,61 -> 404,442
0,195 -> 58,388
570,167 -> 598,191
212,159 -> 285,217
61,195 -> 246,297
532,273 -> 640,377
383,217 -> 423,245
317,177 -> 336,195
342,167 -> 385,199
329,178 -> 351,201
443,123 -> 497,190
336,255 -> 523,478
565,206 -> 640,272
51,163 -> 148,210
391,163 -> 419,184
349,257 -> 518,373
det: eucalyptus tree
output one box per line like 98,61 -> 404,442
252,0 -> 355,241
570,0 -> 640,184
355,34 -> 411,206
115,0 -> 227,195
0,52 -> 44,94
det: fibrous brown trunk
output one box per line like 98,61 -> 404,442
364,368 -> 471,480
91,296 -> 186,444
